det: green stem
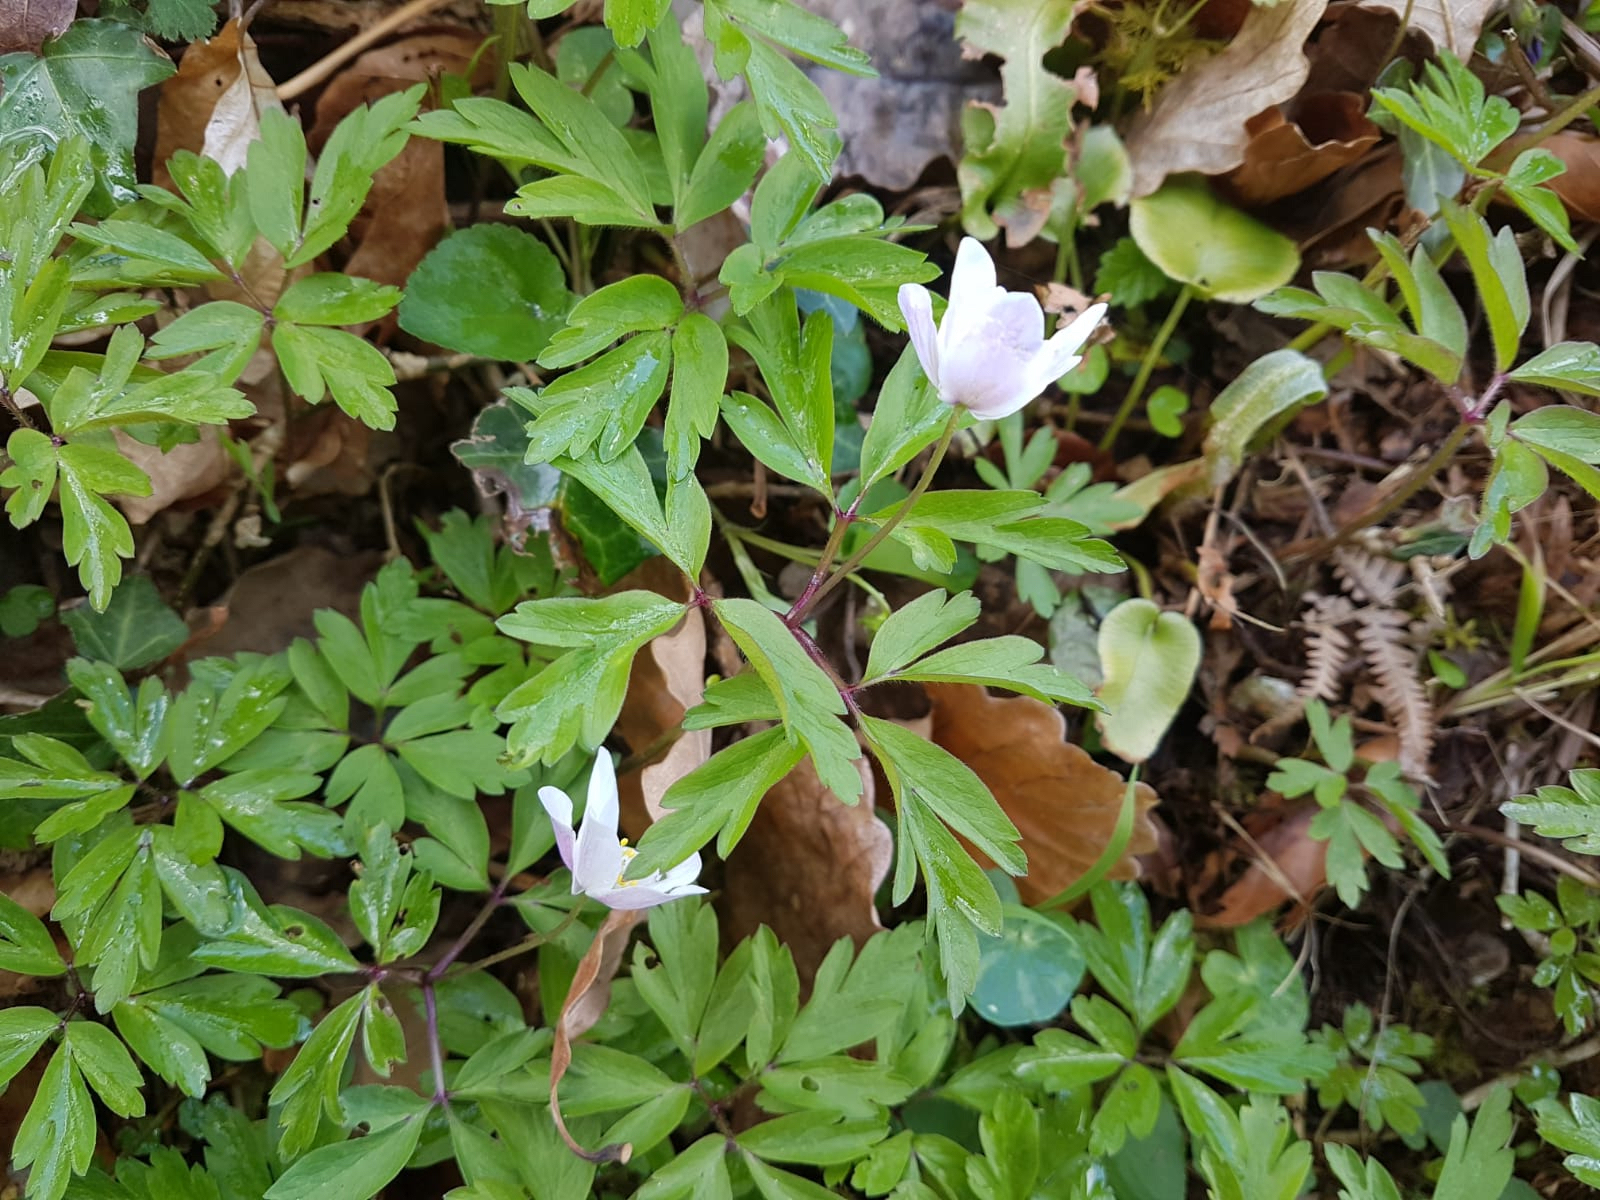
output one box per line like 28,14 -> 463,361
1099,284 -> 1192,451
789,409 -> 961,624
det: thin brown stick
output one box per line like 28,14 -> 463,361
276,0 -> 458,100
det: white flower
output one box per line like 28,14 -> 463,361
898,237 -> 1108,420
538,753 -> 707,910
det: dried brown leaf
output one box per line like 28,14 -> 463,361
1223,92 -> 1381,206
113,426 -> 231,526
0,0 -> 73,53
1125,0 -> 1329,196
1195,806 -> 1326,928
549,908 -> 643,1164
721,752 -> 891,984
153,20 -> 281,185
924,683 -> 1158,905
1353,0 -> 1495,56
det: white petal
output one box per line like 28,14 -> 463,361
936,291 -> 1045,419
572,753 -> 624,892
537,786 -> 578,874
937,237 -> 1004,362
1017,302 -> 1109,406
897,284 -> 940,389
654,852 -> 704,892
596,880 -> 708,910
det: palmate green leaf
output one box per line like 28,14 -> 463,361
1369,51 -> 1518,169
955,0 -> 1077,243
267,990 -> 365,1158
0,20 -> 174,213
114,974 -> 304,1097
525,332 -> 673,464
863,590 -> 981,682
3,732 -> 135,841
198,769 -> 346,860
1182,1087 -> 1311,1200
1076,883 -> 1193,1034
713,597 -> 862,804
1434,1086 -> 1515,1200
45,439 -> 149,611
497,591 -> 686,766
273,322 -> 398,431
166,655 -> 291,786
399,225 -> 571,362
63,576 -> 187,672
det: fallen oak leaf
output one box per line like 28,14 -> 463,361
1222,93 -> 1381,206
548,907 -> 643,1164
924,683 -> 1158,905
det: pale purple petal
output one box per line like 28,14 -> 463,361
936,291 -> 1046,419
897,284 -> 940,389
1016,302 -> 1109,407
537,786 -> 577,872
938,237 -> 1004,361
572,753 -> 623,893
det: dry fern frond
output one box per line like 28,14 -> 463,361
1333,547 -> 1406,605
1299,593 -> 1355,702
1353,605 -> 1436,780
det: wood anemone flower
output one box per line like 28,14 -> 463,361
897,237 -> 1108,420
538,753 -> 706,909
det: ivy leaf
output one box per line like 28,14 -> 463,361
0,19 -> 174,213
62,575 -> 187,671
954,0 -> 1077,243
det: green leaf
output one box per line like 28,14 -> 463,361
737,1111 -> 886,1167
1503,769 -> 1600,854
13,1041 -> 95,1200
264,1109 -> 427,1200
61,575 -> 186,670
1078,882 -> 1193,1033
398,225 -> 571,361
0,890 -> 65,976
497,592 -> 686,765
1131,180 -> 1299,303
267,990 -> 365,1157
195,870 -> 361,979
1434,1086 -> 1514,1200
712,597 -> 861,803
64,1018 -> 146,1116
274,275 -> 401,327
0,584 -> 55,637
146,301 -> 265,382
1440,206 -> 1527,373
1094,598 -> 1201,764
972,906 -> 1085,1027
860,715 -> 1023,875
1513,406 -> 1600,463
68,219 -> 222,284
450,401 -> 563,521
1533,1093 -> 1600,1188
272,323 -> 398,431
0,20 -> 174,212
1503,147 -> 1579,253
862,590 -> 981,682
954,0 -> 1078,242
0,1007 -> 58,1089
665,312 -> 726,481
166,656 -> 291,786
1509,342 -> 1600,396
1202,349 -> 1328,487
1370,52 -> 1518,170
889,637 -> 1099,708
636,726 -> 804,870
297,89 -> 421,268
1095,236 -> 1177,308
859,345 -> 949,489
678,101 -> 765,229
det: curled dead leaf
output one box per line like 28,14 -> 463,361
549,908 -> 643,1164
1125,0 -> 1329,197
153,20 -> 282,185
1223,92 -> 1380,206
721,752 -> 891,985
924,683 -> 1159,905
